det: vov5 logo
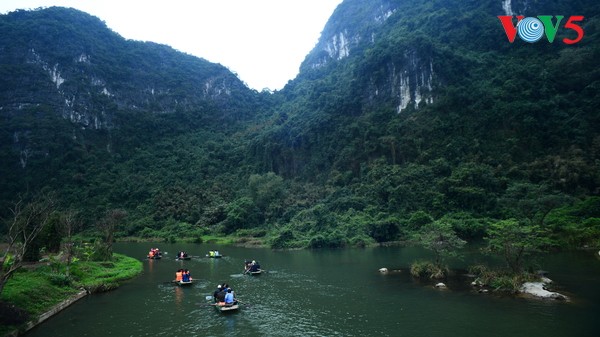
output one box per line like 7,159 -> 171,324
498,15 -> 585,44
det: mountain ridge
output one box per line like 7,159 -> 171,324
0,1 -> 598,249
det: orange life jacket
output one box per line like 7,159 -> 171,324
175,271 -> 183,281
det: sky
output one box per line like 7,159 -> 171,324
0,0 -> 343,91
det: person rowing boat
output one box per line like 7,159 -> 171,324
147,248 -> 162,259
213,284 -> 239,312
244,260 -> 262,275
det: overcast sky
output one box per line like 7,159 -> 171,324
0,0 -> 343,91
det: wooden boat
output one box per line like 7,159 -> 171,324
176,256 -> 191,260
173,280 -> 193,286
206,254 -> 223,258
214,302 -> 239,312
147,254 -> 162,259
245,269 -> 262,275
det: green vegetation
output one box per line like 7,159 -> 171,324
411,221 -> 465,279
0,1 -> 598,259
0,253 -> 142,334
468,264 -> 539,294
485,219 -> 553,274
410,260 -> 446,279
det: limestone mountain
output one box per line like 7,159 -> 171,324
0,1 -> 598,248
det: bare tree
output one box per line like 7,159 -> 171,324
1,193 -> 55,294
60,210 -> 80,277
95,209 -> 127,261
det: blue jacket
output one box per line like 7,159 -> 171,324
224,292 -> 234,304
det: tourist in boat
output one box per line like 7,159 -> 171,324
209,250 -> 214,257
175,269 -> 183,282
244,260 -> 252,273
224,288 -> 236,305
214,250 -> 220,257
215,285 -> 227,303
249,260 -> 261,272
213,284 -> 222,301
182,269 -> 191,282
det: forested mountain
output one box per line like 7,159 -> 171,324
1,1 -> 599,249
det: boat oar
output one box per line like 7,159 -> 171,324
196,302 -> 218,306
235,299 -> 252,307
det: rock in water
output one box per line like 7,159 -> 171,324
520,282 -> 568,301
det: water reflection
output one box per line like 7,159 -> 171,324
174,285 -> 183,307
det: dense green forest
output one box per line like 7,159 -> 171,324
1,0 -> 599,252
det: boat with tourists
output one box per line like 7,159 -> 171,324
211,284 -> 240,312
206,250 -> 223,258
244,260 -> 262,275
147,248 -> 162,259
173,269 -> 193,284
175,251 -> 191,260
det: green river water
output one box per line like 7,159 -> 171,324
26,243 -> 600,337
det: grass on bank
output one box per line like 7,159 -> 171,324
72,253 -> 143,292
0,253 -> 142,335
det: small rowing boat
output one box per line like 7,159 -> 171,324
206,250 -> 223,258
173,280 -> 193,286
206,254 -> 223,258
214,302 -> 239,312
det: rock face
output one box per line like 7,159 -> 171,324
300,0 -> 434,113
520,282 -> 568,301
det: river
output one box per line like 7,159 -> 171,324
27,243 -> 600,337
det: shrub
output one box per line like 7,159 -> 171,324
468,264 -> 539,293
410,260 -> 447,279
349,235 -> 374,248
270,229 -> 296,249
307,231 -> 346,249
489,275 -> 522,293
46,272 -> 72,287
368,221 -> 399,242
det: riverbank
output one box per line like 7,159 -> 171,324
0,253 -> 142,336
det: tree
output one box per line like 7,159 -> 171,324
498,182 -> 573,226
222,197 -> 259,234
417,221 -> 466,269
60,210 -> 81,277
485,219 -> 552,274
1,193 -> 55,294
248,172 -> 285,222
95,209 -> 127,261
